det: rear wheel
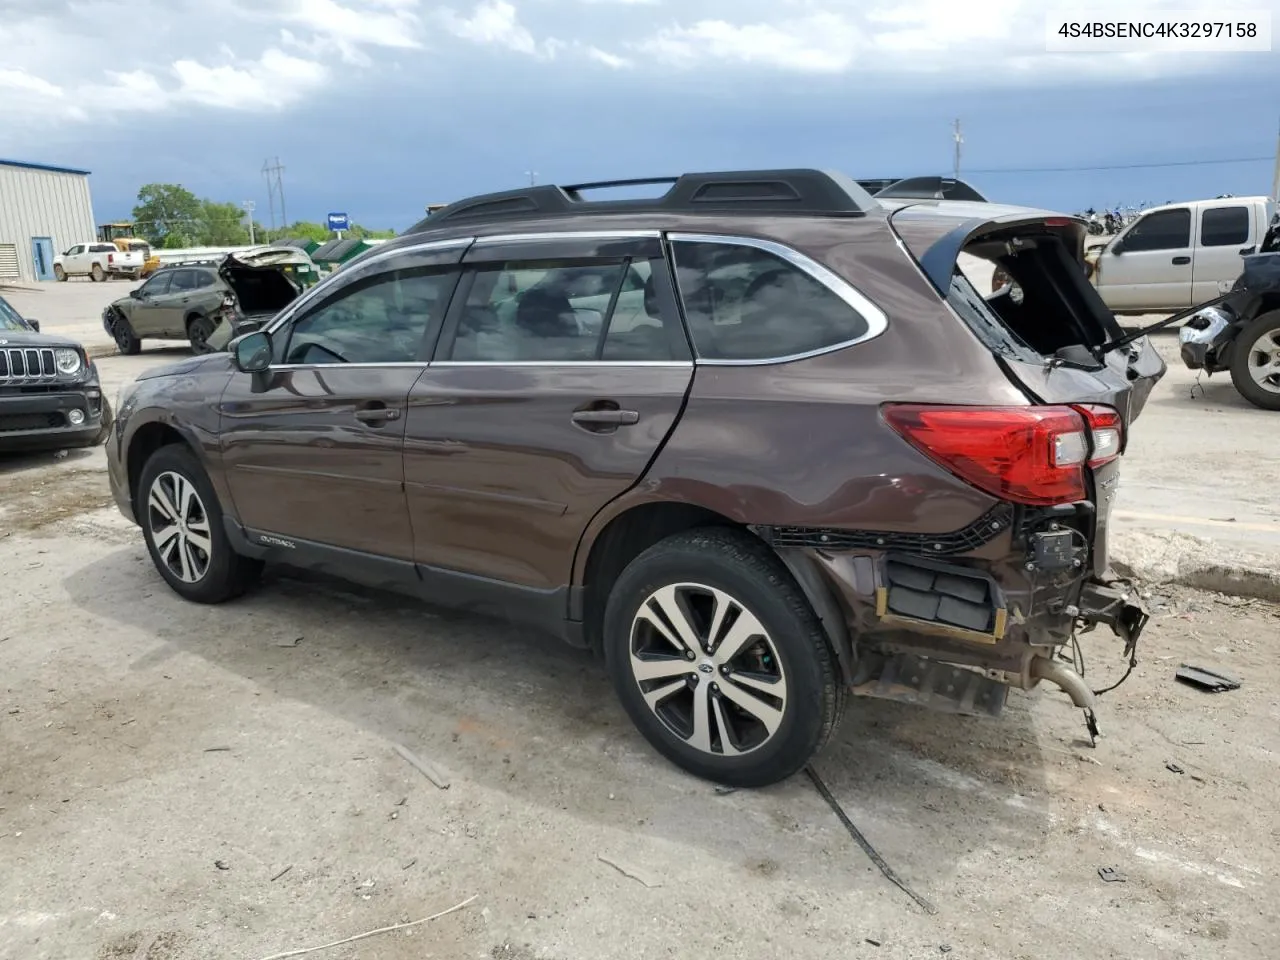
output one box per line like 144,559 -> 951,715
603,527 -> 845,787
1229,311 -> 1280,411
138,444 -> 262,603
187,314 -> 213,353
54,265 -> 66,282
110,311 -> 141,355
90,263 -> 105,282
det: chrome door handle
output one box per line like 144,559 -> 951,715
355,407 -> 401,424
572,409 -> 639,425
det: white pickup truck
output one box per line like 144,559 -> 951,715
53,242 -> 145,282
1086,196 -> 1278,315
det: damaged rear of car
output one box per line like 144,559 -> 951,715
205,251 -> 306,353
775,201 -> 1166,743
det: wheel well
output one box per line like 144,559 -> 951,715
186,311 -> 207,330
579,501 -> 740,650
127,423 -> 189,516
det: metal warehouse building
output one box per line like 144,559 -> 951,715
0,158 -> 97,285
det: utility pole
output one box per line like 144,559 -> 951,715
952,119 -> 963,179
525,170 -> 538,186
262,157 -> 286,239
242,201 -> 256,245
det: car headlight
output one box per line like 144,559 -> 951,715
54,348 -> 83,376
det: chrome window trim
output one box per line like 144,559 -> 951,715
666,231 -> 889,366
430,360 -> 692,368
263,237 -> 475,335
471,230 -> 662,245
262,360 -> 694,372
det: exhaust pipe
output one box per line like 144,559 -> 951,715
1030,656 -> 1100,745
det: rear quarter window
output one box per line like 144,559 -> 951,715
670,238 -> 881,361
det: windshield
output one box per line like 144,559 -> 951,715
0,295 -> 32,332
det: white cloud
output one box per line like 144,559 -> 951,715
587,47 -> 632,69
438,0 -> 555,58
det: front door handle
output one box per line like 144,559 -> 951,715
1239,246 -> 1256,256
355,407 -> 401,424
1172,255 -> 1191,265
572,409 -> 639,426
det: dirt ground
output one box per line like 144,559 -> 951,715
2,452 -> 1279,959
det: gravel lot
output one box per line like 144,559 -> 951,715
2,282 -> 1279,960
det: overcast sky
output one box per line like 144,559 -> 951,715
1,0 -> 1277,231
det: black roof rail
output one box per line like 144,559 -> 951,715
865,176 -> 988,202
406,169 -> 879,233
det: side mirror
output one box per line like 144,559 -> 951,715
130,288 -> 141,299
1110,241 -> 1124,255
229,330 -> 272,373
27,319 -> 40,332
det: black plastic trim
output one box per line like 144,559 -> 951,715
758,504 -> 1014,557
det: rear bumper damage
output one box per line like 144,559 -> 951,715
760,523 -> 1150,740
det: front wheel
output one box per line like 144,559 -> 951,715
110,311 -> 141,355
1229,311 -> 1280,411
603,527 -> 845,788
54,265 -> 66,282
138,444 -> 262,603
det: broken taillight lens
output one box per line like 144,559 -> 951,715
882,404 -> 1091,506
1073,404 -> 1124,466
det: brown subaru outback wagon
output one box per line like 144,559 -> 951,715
107,170 -> 1165,787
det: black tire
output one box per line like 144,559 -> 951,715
54,265 -> 66,282
186,314 -> 214,354
90,263 -> 105,282
602,527 -> 845,787
137,444 -> 262,603
110,311 -> 141,355
1229,311 -> 1280,411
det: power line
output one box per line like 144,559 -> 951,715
967,155 -> 1273,175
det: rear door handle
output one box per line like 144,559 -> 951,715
355,407 -> 401,424
1172,256 -> 1191,265
572,409 -> 639,426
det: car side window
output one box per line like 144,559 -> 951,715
169,270 -> 198,292
67,245 -> 83,256
447,258 -> 681,362
141,273 -> 172,297
1120,209 -> 1190,252
1200,207 -> 1250,247
197,270 -> 217,288
671,239 -> 872,360
283,268 -> 454,365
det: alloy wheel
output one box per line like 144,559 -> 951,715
628,582 -> 788,757
147,471 -> 213,583
1245,326 -> 1280,395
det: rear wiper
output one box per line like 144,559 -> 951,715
1093,293 -> 1231,361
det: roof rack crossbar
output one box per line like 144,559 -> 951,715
407,168 -> 879,233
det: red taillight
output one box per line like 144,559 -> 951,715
883,404 -> 1093,506
107,253 -> 115,264
1073,403 -> 1124,466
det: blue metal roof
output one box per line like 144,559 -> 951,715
0,157 -> 91,176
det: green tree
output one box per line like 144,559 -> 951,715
199,201 -> 252,246
132,183 -> 202,248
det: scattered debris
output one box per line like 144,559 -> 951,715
1176,664 -> 1242,693
714,785 -> 737,796
940,946 -> 953,954
270,865 -> 293,882
53,450 -> 67,460
1075,753 -> 1103,766
203,746 -> 232,753
250,894 -> 477,960
597,854 -> 662,888
215,860 -> 231,871
389,811 -> 399,820
402,858 -> 417,870
806,766 -> 938,915
395,797 -> 408,807
393,743 -> 451,790
120,718 -> 136,726
274,637 -> 302,648
865,939 -> 882,947
1166,761 -> 1185,775
1098,867 -> 1126,883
